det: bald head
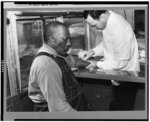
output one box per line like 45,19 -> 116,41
44,21 -> 69,44
44,21 -> 71,56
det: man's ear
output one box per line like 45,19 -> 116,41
49,36 -> 57,46
99,13 -> 105,21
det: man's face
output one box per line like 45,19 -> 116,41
86,15 -> 105,30
54,27 -> 71,56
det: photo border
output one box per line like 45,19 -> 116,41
1,1 -> 149,121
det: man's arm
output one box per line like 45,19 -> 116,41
37,56 -> 76,112
92,41 -> 104,57
78,42 -> 104,61
97,20 -> 134,70
96,59 -> 129,70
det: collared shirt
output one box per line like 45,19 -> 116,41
92,11 -> 140,71
28,43 -> 76,112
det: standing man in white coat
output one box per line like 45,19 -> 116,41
82,10 -> 140,110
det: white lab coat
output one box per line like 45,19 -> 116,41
92,11 -> 140,71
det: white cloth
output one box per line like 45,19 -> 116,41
92,11 -> 140,71
28,43 -> 76,112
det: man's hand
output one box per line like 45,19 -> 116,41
86,61 -> 97,71
78,50 -> 95,61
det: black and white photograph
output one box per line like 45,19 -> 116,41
1,1 -> 148,121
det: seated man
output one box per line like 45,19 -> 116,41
28,21 -> 91,112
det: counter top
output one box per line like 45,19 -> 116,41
73,68 -> 145,83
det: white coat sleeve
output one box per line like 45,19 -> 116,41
92,41 -> 104,57
112,23 -> 133,61
96,59 -> 129,70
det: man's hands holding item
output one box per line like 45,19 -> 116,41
86,60 -> 98,71
77,50 -> 97,71
78,50 -> 95,61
